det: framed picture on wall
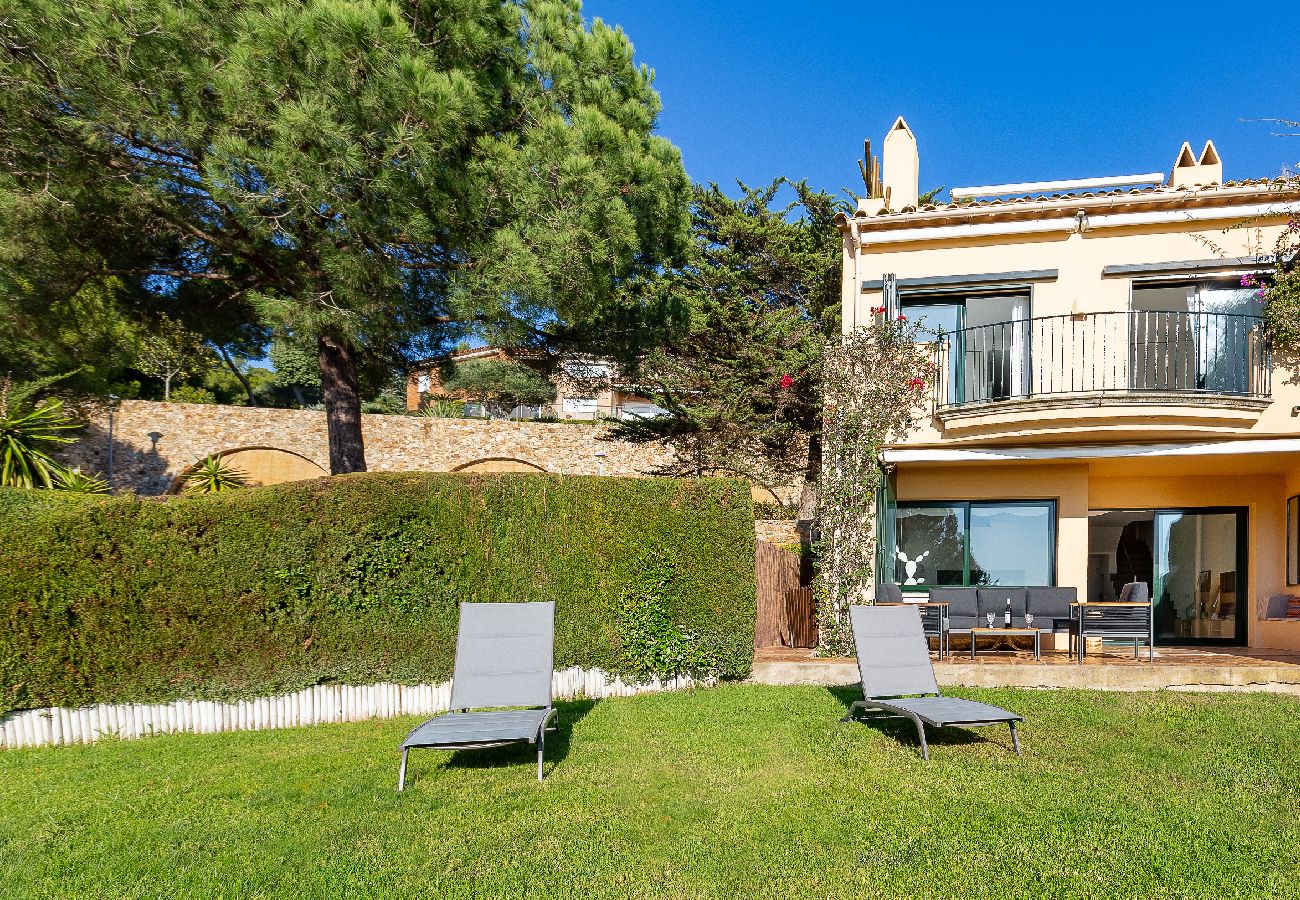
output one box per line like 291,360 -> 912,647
1289,495 -> 1300,585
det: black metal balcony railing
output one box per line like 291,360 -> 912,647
932,311 -> 1271,411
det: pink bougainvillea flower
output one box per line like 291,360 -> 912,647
896,313 -> 907,321
870,305 -> 887,315
779,374 -> 795,390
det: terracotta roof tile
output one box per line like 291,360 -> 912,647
855,176 -> 1298,219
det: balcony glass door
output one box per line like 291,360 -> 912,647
1130,282 -> 1259,394
962,294 -> 1029,403
1197,286 -> 1257,393
902,301 -> 963,405
903,291 -> 1029,406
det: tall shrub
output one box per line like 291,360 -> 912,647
0,473 -> 755,714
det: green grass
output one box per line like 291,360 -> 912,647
3,685 -> 1299,899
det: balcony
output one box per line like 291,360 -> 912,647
930,311 -> 1272,435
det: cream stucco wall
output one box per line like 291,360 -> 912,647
844,198 -> 1300,446
894,458 -> 1300,650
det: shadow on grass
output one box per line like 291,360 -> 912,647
407,699 -> 598,784
824,686 -> 1010,756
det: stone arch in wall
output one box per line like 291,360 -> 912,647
168,446 -> 327,493
451,457 -> 548,474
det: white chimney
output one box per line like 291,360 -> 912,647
1169,139 -> 1223,188
882,116 -> 919,211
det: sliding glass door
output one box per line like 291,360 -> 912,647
1089,507 -> 1246,644
1153,509 -> 1246,643
1129,282 -> 1259,394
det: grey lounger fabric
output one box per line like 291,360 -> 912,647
399,601 -> 557,790
845,605 -> 1023,760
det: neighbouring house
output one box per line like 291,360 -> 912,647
405,346 -> 668,421
842,116 -> 1300,651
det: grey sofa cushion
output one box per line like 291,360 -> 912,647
1118,581 -> 1150,603
1264,594 -> 1295,620
978,587 -> 1026,621
947,615 -> 980,632
876,582 -> 904,603
930,587 -> 977,618
1026,587 -> 1075,629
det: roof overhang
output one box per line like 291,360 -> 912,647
882,438 -> 1300,465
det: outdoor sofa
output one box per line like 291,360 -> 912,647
881,584 -> 1078,656
843,604 -> 1024,760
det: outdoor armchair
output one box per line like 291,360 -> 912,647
1068,582 -> 1153,661
843,605 -> 1024,760
876,582 -> 950,657
398,601 -> 558,790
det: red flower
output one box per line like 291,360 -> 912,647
779,374 -> 795,390
908,377 -> 925,390
896,313 -> 907,321
870,305 -> 887,315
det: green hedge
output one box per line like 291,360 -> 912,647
0,474 -> 756,715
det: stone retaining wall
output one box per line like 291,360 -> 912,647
61,400 -> 676,495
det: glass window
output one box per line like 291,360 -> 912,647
902,291 -> 1031,404
970,503 -> 1053,586
894,505 -> 966,587
894,501 -> 1055,589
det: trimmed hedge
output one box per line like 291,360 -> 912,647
0,474 -> 756,715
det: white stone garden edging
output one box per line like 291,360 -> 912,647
0,667 -> 710,750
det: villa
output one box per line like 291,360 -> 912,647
406,346 -> 668,421
841,117 -> 1300,652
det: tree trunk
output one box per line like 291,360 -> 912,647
216,344 -> 256,406
291,385 -> 307,408
317,333 -> 367,474
163,373 -> 172,401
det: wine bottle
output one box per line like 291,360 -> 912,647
1004,597 -> 1012,628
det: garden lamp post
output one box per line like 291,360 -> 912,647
106,394 -> 120,493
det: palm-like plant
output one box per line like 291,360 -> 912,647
0,377 -> 81,488
417,396 -> 465,418
183,454 -> 248,494
53,466 -> 109,494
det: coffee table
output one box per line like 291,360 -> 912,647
969,627 -> 1041,661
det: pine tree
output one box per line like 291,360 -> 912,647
0,0 -> 689,472
614,179 -> 844,514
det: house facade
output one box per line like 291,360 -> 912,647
841,117 -> 1300,651
406,346 -> 668,421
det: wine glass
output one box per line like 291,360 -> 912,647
1024,612 -> 1035,629
985,612 -> 995,628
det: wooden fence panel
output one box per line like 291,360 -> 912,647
782,587 -> 818,648
754,539 -> 806,648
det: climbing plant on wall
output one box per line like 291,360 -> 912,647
816,312 -> 933,655
1253,213 -> 1300,345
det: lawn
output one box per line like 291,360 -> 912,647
2,684 -> 1299,900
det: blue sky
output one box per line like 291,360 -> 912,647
584,0 -> 1300,200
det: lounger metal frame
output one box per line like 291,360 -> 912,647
398,601 -> 558,790
845,605 -> 1025,761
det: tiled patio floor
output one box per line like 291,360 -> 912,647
752,643 -> 1300,693
756,644 -> 1300,668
